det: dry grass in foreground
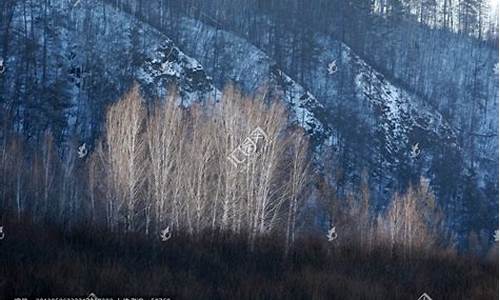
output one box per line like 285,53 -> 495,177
0,218 -> 497,300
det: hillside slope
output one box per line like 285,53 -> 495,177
130,11 -> 497,236
0,0 -> 496,240
1,0 -> 215,141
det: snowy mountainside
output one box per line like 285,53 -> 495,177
273,32 -> 496,233
169,18 -> 333,146
195,11 -> 496,216
1,0 -> 496,238
3,0 -> 329,150
138,15 -> 332,147
2,0 -> 216,140
302,34 -> 496,209
159,16 -> 459,185
349,44 -> 458,165
155,13 -> 497,236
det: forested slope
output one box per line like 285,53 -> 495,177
0,0 -> 497,247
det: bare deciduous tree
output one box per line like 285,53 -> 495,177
101,84 -> 147,232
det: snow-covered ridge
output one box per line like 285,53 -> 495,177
269,65 -> 331,143
169,17 -> 333,145
137,14 -> 331,145
274,33 -> 462,171
4,0 -> 217,139
138,39 -> 216,106
350,46 -> 458,158
168,15 -> 461,171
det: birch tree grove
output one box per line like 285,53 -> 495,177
0,85 -> 453,253
0,76 -> 316,249
78,84 -> 310,246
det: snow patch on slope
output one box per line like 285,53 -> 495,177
138,39 -> 216,106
